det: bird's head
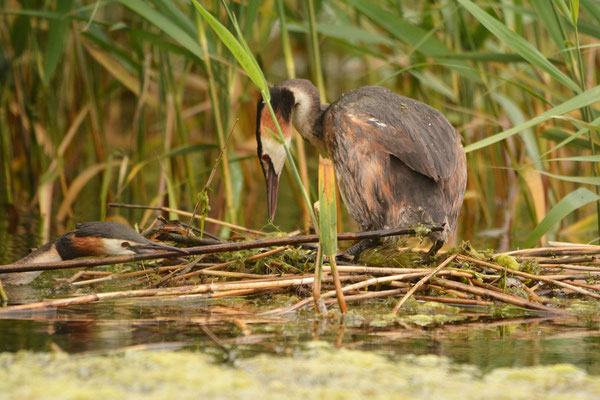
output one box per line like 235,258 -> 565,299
256,86 -> 295,220
56,221 -> 189,259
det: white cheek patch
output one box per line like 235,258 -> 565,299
261,136 -> 291,175
102,238 -> 138,255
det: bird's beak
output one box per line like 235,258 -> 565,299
132,241 -> 189,254
266,164 -> 280,221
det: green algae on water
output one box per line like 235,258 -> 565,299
2,346 -> 600,400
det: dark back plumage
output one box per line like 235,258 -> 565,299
322,86 -> 466,239
73,221 -> 150,243
326,87 -> 460,181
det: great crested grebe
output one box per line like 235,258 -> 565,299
256,79 -> 466,256
1,221 -> 188,285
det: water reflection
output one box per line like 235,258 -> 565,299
1,291 -> 599,375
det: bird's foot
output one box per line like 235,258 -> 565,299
339,238 -> 381,263
420,240 -> 444,264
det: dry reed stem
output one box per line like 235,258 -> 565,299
81,271 -> 114,276
393,254 -> 458,313
194,270 -> 280,279
322,265 -> 474,278
323,289 -> 404,304
71,266 -> 181,287
262,270 -> 465,315
0,274 -> 362,313
207,289 -> 259,298
565,281 -> 600,291
202,247 -> 286,271
458,255 -> 600,299
54,271 -> 85,290
109,203 -> 266,236
171,248 -> 286,283
151,259 -> 199,288
542,273 -> 600,280
521,285 -> 548,303
422,283 -> 472,299
517,256 -> 600,264
537,264 -> 600,272
433,278 -> 569,314
329,258 -> 347,314
414,296 -> 492,306
469,279 -> 505,293
503,245 -> 600,256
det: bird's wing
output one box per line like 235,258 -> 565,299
333,88 -> 461,182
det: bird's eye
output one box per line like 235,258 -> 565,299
121,241 -> 130,249
261,154 -> 270,162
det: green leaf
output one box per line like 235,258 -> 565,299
571,0 -> 580,25
457,0 -> 581,93
43,0 -> 74,84
541,114 -> 600,156
581,0 -> 600,21
524,187 -> 600,247
152,0 -> 197,40
546,155 -> 600,162
541,127 -> 596,152
243,0 -> 261,38
287,21 -> 395,46
159,143 -> 219,160
493,93 -> 541,169
578,20 -> 600,40
350,0 -> 480,82
435,52 -> 527,62
119,0 -> 203,60
539,171 -> 600,185
465,84 -> 600,152
531,0 -> 567,53
191,0 -> 266,90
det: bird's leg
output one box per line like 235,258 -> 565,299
339,238 -> 381,262
424,239 -> 444,262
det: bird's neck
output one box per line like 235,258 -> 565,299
17,241 -> 63,264
293,101 -> 329,152
278,80 -> 329,152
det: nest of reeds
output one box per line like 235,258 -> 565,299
1,211 -> 599,319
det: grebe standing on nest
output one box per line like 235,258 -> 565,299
256,79 -> 466,256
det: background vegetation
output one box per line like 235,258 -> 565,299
0,0 -> 599,251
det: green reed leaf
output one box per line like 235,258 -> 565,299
524,187 -> 600,247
